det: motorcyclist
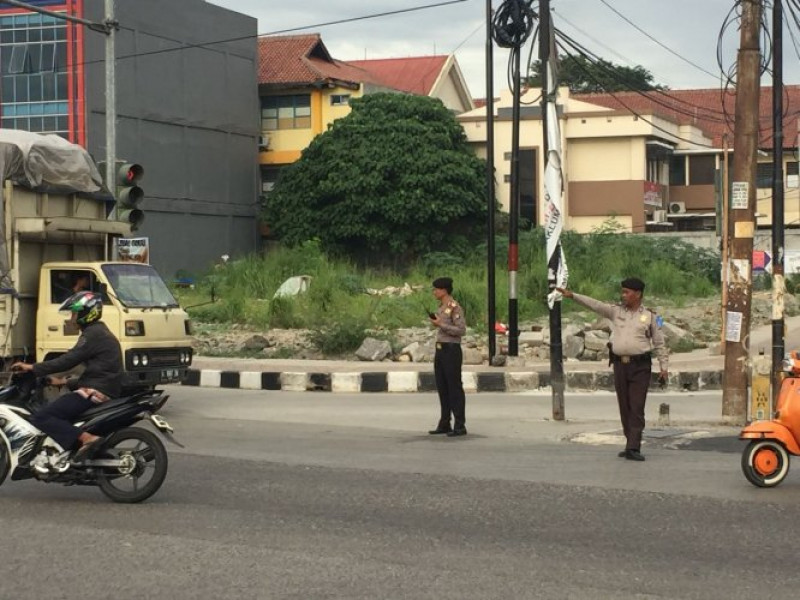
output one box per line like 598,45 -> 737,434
11,291 -> 122,460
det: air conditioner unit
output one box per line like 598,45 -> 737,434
668,201 -> 686,214
652,209 -> 667,223
258,134 -> 270,150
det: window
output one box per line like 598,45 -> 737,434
688,155 -> 716,185
757,163 -> 774,189
330,94 -> 350,106
50,270 -> 95,304
261,95 -> 311,130
0,13 -> 69,136
669,156 -> 686,186
787,161 -> 799,189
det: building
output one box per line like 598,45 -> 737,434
258,34 -> 474,203
0,0 -> 260,278
458,86 -> 800,234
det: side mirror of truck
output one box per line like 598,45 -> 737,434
98,282 -> 108,296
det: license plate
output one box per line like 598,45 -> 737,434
161,369 -> 180,381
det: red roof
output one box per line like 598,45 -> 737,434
575,87 -> 800,150
348,56 -> 450,96
258,34 -> 375,87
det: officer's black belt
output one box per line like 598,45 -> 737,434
435,342 -> 460,349
611,352 -> 651,365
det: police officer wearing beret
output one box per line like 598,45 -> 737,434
429,277 -> 468,437
557,278 -> 668,461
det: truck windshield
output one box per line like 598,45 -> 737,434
101,264 -> 179,308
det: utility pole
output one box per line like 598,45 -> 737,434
104,0 -> 118,216
486,0 -> 497,361
722,0 -> 762,424
771,0 -> 786,405
507,25 -> 521,357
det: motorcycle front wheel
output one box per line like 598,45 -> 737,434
96,427 -> 168,503
741,439 -> 790,488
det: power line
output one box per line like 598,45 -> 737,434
596,0 -> 720,81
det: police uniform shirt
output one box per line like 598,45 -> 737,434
436,300 -> 466,343
571,293 -> 668,371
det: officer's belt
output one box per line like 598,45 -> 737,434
611,352 -> 651,365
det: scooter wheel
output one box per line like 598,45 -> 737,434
741,440 -> 790,488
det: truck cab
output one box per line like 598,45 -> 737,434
36,262 -> 193,391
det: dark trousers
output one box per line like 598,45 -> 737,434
612,358 -> 652,451
31,392 -> 94,450
434,343 -> 466,430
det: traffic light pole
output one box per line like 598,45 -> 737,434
105,0 -> 117,219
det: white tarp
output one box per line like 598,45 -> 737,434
0,129 -> 103,192
543,28 -> 569,309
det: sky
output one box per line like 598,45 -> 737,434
209,0 -> 800,99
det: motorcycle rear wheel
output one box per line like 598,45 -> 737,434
96,427 -> 168,503
741,439 -> 790,488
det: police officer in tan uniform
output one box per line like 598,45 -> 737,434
557,278 -> 668,461
429,277 -> 468,437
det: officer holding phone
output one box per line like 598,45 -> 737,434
428,277 -> 467,437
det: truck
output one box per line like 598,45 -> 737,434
0,130 -> 192,391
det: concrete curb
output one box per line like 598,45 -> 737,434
182,368 -> 725,393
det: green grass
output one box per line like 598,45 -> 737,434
174,225 -> 722,344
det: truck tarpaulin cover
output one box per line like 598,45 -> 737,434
0,129 -> 103,193
0,130 -> 105,295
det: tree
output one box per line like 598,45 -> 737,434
264,93 -> 487,263
527,55 -> 666,93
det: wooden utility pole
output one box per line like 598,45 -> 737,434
722,0 -> 762,423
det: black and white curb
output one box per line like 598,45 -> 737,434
181,369 -> 724,393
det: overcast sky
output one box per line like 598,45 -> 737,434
209,0 -> 799,98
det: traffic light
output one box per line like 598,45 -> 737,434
116,162 -> 144,230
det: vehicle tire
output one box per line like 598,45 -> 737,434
741,440 -> 790,488
0,441 -> 9,487
96,427 -> 168,503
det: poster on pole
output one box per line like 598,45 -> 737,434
725,310 -> 743,342
115,237 -> 150,264
731,182 -> 749,210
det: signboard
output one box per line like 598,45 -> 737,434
643,181 -> 662,208
731,181 -> 749,209
116,237 -> 150,264
752,250 -> 771,272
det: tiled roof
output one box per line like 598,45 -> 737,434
575,87 -> 800,149
258,34 -> 375,87
347,56 -> 450,95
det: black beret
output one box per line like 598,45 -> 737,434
621,277 -> 645,292
432,277 -> 453,291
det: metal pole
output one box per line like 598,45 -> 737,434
722,0 -> 762,424
772,0 -> 786,406
105,0 -> 117,217
540,0 -> 563,420
720,133 -> 730,354
486,0 -> 496,361
507,37 -> 521,356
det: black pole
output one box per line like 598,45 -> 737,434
772,0 -> 785,404
508,33 -> 521,356
539,0 -> 564,420
486,0 -> 497,361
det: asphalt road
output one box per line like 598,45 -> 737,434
2,387 -> 800,600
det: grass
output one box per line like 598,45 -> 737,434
174,226 -> 723,352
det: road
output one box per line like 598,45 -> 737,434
2,387 -> 800,599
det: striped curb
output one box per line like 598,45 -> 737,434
181,368 -> 724,393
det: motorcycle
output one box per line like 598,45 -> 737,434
740,350 -> 800,488
0,371 -> 179,503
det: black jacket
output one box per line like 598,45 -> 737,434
32,321 -> 123,398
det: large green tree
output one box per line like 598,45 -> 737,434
527,55 -> 666,93
264,93 -> 487,262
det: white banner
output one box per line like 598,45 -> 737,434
544,29 -> 568,309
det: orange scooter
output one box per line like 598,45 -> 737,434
740,351 -> 800,487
